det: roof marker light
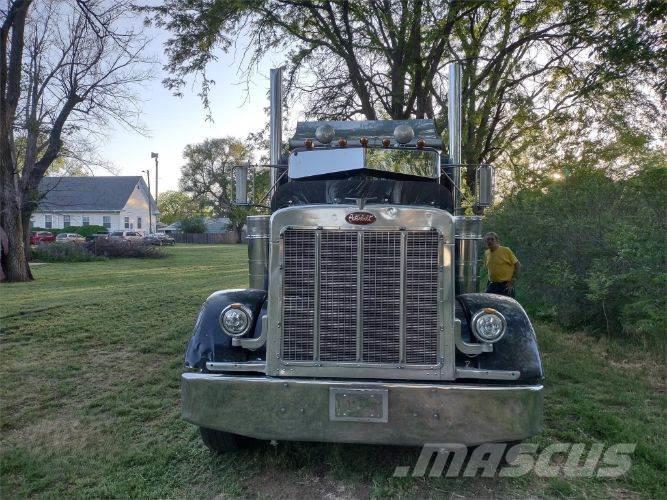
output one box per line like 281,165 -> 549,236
394,124 -> 415,144
315,124 -> 335,144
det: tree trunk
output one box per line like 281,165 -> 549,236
0,181 -> 32,282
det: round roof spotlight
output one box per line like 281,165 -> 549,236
220,304 -> 253,337
315,124 -> 335,144
382,138 -> 391,148
416,138 -> 426,149
471,308 -> 507,343
338,137 -> 348,147
304,138 -> 314,150
394,124 -> 415,145
359,136 -> 369,147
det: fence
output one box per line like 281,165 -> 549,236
173,232 -> 244,244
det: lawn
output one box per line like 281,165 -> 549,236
1,245 -> 664,498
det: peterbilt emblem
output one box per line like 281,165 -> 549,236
346,212 -> 376,225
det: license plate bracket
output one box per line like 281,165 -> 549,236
329,388 -> 388,423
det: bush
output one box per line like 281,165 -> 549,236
88,239 -> 166,259
31,242 -> 102,262
179,217 -> 206,233
31,225 -> 108,237
485,166 -> 666,346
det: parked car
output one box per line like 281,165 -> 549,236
86,232 -> 110,242
144,233 -> 175,246
55,233 -> 86,244
109,231 -> 144,241
30,231 -> 55,245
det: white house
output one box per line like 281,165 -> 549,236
32,176 -> 158,234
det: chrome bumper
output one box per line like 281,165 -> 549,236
181,373 -> 543,446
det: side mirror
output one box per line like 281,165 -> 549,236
234,165 -> 249,205
475,164 -> 494,208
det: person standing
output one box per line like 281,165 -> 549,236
483,232 -> 521,297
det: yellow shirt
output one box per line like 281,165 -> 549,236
484,246 -> 518,282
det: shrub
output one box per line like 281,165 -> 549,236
89,239 -> 166,259
179,217 -> 206,233
31,242 -> 102,262
485,166 -> 666,347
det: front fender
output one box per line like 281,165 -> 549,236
185,289 -> 267,370
457,293 -> 544,383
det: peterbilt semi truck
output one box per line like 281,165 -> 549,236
181,65 -> 544,453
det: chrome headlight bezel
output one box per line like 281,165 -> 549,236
471,308 -> 507,343
219,303 -> 253,337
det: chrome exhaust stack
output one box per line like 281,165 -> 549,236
247,215 -> 270,290
269,67 -> 283,198
448,63 -> 462,212
450,63 -> 482,294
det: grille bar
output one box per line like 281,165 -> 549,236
281,228 -> 440,366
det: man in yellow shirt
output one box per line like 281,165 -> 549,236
483,232 -> 521,297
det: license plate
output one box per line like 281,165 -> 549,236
329,388 -> 388,423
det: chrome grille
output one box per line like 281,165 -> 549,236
405,231 -> 440,364
281,228 -> 441,365
361,231 -> 401,363
282,230 -> 316,360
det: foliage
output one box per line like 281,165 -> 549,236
89,239 -> 166,259
31,225 -> 108,238
157,190 -> 209,224
1,0 -> 151,282
30,242 -> 102,262
178,217 -> 206,234
178,137 -> 252,239
485,165 -> 666,346
1,246 -> 664,497
144,0 -> 665,189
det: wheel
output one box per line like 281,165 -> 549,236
199,427 -> 249,453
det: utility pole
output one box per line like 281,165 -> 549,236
143,169 -> 153,233
151,152 -> 159,226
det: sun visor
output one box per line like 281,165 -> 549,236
289,119 -> 442,149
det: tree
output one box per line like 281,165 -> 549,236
157,190 -> 209,225
1,0 -> 151,282
178,137 -> 252,241
145,1 -> 665,192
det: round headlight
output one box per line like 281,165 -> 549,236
220,304 -> 252,337
471,308 -> 507,343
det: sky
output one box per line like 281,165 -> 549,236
98,22 -> 290,194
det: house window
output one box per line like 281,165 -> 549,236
82,216 -> 90,226
124,216 -> 130,229
103,216 -> 111,229
45,214 -> 52,229
63,215 -> 71,227
137,217 -> 142,229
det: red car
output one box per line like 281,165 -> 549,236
30,231 -> 56,245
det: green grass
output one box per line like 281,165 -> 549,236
1,245 -> 665,498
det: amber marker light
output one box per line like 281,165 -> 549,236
416,138 -> 426,149
360,136 -> 369,147
382,138 -> 391,148
338,138 -> 348,147
305,138 -> 314,149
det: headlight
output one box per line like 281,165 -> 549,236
219,304 -> 252,337
471,308 -> 507,343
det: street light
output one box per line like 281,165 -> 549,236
150,152 -> 159,225
142,169 -> 153,233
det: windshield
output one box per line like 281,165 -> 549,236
289,147 -> 439,180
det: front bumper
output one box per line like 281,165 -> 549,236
182,373 -> 543,446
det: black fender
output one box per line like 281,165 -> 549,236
184,289 -> 267,370
456,293 -> 544,384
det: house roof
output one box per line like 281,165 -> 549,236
38,176 -> 157,212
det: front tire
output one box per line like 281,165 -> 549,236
199,427 -> 249,453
